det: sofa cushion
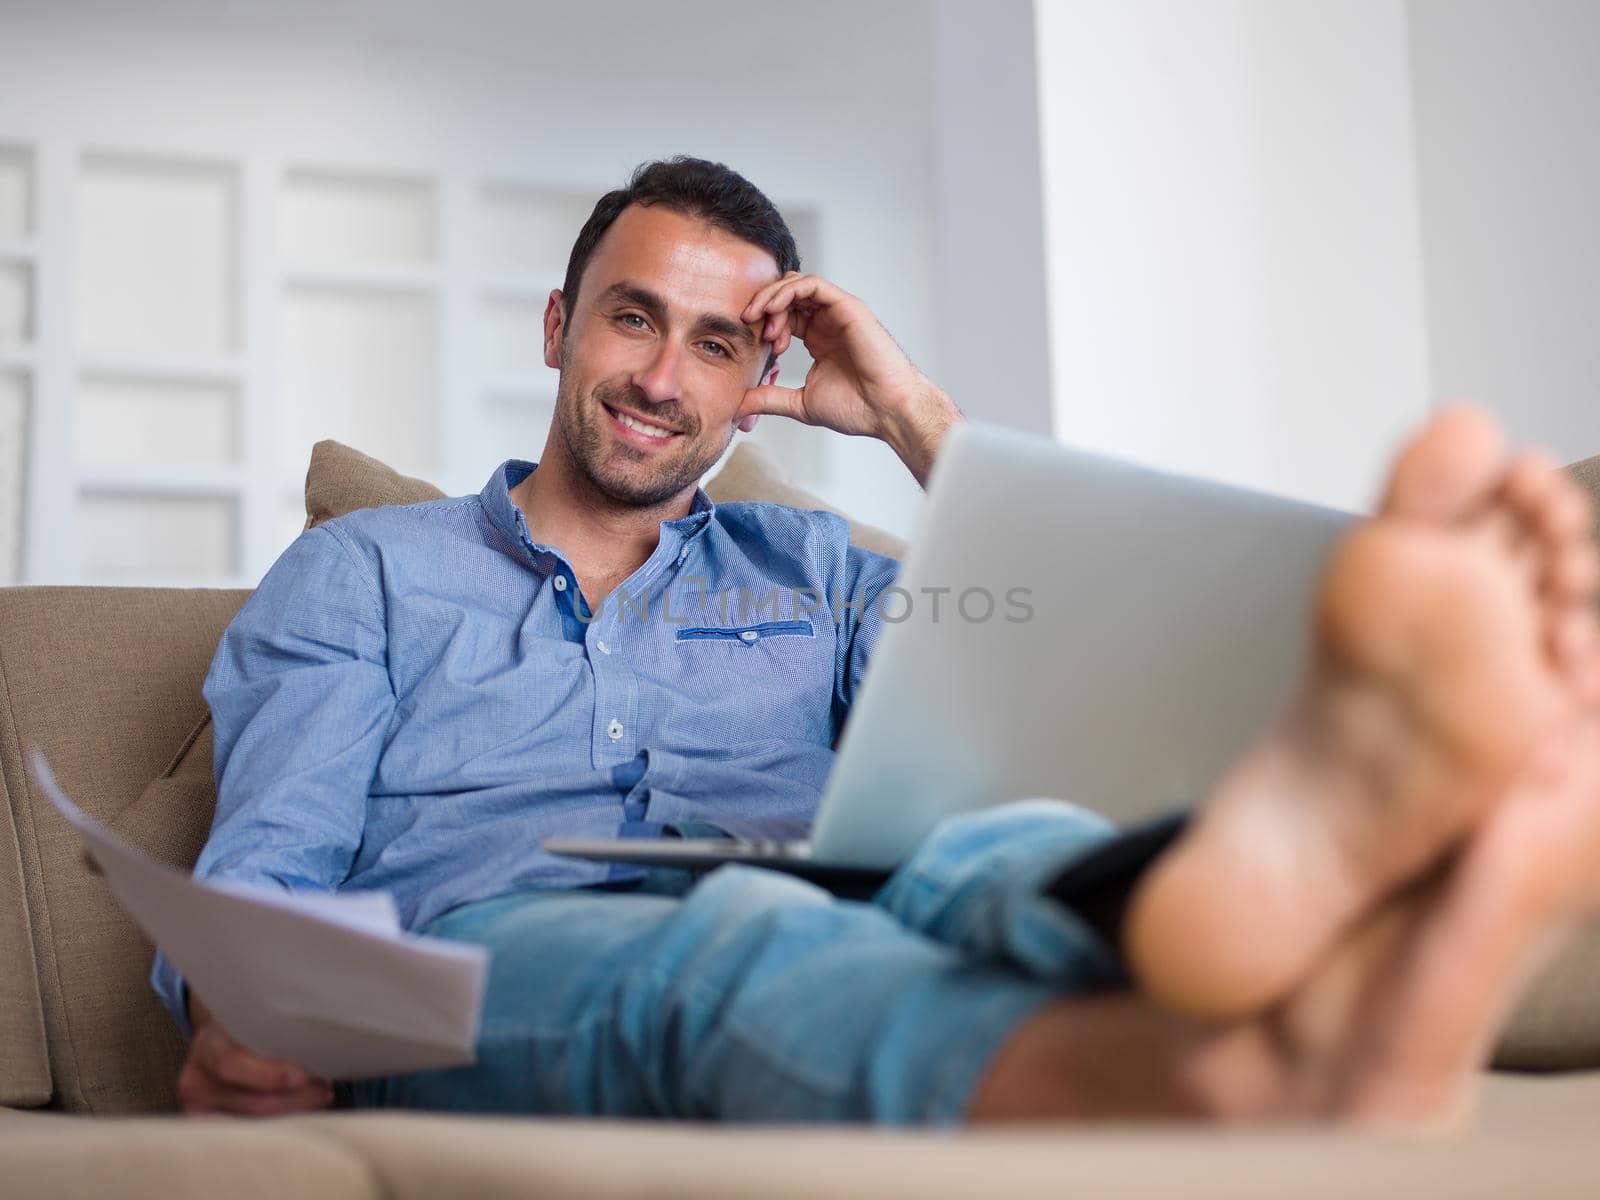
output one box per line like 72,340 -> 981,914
1567,452 -> 1600,520
304,439 -> 445,529
0,1110 -> 377,1200
704,440 -> 909,559
304,435 -> 910,558
294,1076 -> 1600,1200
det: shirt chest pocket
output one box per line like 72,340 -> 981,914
675,619 -> 815,645
663,617 -> 835,746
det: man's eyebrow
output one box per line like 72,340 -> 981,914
600,281 -> 757,352
695,312 -> 757,350
598,282 -> 668,318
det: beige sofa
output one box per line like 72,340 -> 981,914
4,441 -> 1600,1198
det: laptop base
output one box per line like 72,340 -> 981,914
542,838 -> 891,899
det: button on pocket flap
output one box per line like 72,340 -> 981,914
676,619 -> 815,644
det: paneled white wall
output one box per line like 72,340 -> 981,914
0,0 -> 937,586
4,145 -> 730,586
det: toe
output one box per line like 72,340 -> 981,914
1545,542 -> 1600,605
1501,450 -> 1564,532
1578,651 -> 1600,708
1539,479 -> 1596,545
1549,605 -> 1599,685
1380,406 -> 1506,522
1502,456 -> 1595,553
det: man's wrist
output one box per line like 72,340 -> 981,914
882,382 -> 964,488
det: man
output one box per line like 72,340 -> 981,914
161,157 -> 1600,1125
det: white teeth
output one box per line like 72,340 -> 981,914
613,409 -> 676,438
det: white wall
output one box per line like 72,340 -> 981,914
11,0 -> 1591,580
1407,0 -> 1600,465
1033,0 -> 1433,513
0,0 -> 938,575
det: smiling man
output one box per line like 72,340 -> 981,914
157,158 -> 1600,1129
513,170 -> 953,617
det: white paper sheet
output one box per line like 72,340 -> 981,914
29,748 -> 488,1080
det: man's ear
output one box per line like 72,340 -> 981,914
543,290 -> 566,369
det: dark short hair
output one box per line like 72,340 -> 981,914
561,157 -> 801,368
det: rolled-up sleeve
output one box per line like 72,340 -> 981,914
151,522 -> 395,1034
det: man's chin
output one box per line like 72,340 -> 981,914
559,407 -> 726,509
585,460 -> 699,509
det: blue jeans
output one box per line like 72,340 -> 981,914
345,800 -> 1125,1124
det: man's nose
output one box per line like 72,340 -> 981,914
632,341 -> 684,406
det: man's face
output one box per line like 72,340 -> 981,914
543,204 -> 781,508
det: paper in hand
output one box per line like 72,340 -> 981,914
29,748 -> 488,1080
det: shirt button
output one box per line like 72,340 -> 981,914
607,719 -> 624,740
552,575 -> 568,592
596,639 -> 611,655
739,630 -> 759,642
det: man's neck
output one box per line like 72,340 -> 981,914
510,440 -> 695,600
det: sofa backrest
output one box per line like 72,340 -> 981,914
0,587 -> 249,1112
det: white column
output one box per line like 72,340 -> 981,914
930,0 -> 1054,435
1034,0 -> 1432,512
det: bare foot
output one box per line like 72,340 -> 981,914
969,721 -> 1600,1127
1271,713 -> 1600,1126
1124,407 -> 1600,1020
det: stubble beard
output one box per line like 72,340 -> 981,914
554,373 -> 732,509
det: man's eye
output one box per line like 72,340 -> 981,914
700,342 -> 730,358
618,313 -> 648,329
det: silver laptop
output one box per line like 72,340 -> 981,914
544,422 -> 1353,887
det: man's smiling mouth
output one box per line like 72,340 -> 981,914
604,403 -> 683,443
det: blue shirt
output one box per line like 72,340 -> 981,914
152,459 -> 900,1032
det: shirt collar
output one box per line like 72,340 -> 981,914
480,459 -> 717,554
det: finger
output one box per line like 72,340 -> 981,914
762,314 -> 805,363
765,309 -> 813,359
193,1025 -> 311,1092
748,276 -> 819,321
744,274 -> 850,322
742,270 -> 804,323
738,384 -> 806,423
182,1074 -> 334,1117
762,308 -> 792,347
762,307 -> 807,356
182,1073 -> 333,1116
